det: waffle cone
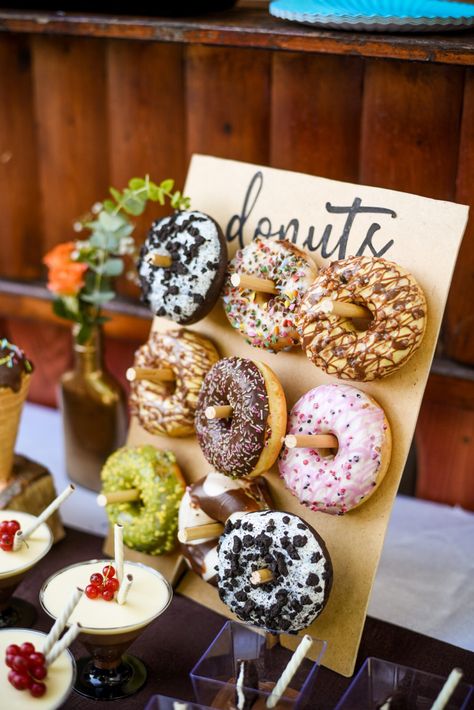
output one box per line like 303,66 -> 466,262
0,374 -> 30,483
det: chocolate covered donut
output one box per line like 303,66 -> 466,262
195,357 -> 287,479
217,511 -> 332,633
0,339 -> 33,392
138,210 -> 227,324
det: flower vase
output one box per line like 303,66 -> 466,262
59,326 -> 127,492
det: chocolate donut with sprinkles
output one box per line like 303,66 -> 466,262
297,255 -> 427,381
217,510 -> 333,633
222,238 -> 317,352
195,357 -> 287,479
138,210 -> 227,324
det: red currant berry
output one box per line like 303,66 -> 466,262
30,664 -> 47,681
101,588 -> 114,601
0,521 -> 9,534
85,584 -> 99,599
104,578 -> 119,594
5,654 -> 16,668
8,669 -> 16,685
20,642 -> 35,657
12,655 -> 28,672
0,533 -> 13,549
28,652 -> 45,669
30,682 -> 47,698
6,644 -> 20,656
89,572 -> 103,586
7,521 -> 20,536
12,672 -> 29,690
102,565 -> 115,579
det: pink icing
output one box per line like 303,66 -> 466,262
278,384 -> 390,515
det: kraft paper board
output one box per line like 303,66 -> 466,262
125,155 -> 469,676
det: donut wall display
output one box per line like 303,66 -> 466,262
124,155 -> 469,676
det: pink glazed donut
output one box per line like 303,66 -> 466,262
278,384 -> 392,515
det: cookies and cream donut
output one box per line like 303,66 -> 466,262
297,255 -> 427,381
129,328 -> 220,437
279,384 -> 392,515
222,238 -> 317,352
195,357 -> 287,479
100,445 -> 186,555
138,210 -> 227,324
178,471 -> 272,585
217,511 -> 332,633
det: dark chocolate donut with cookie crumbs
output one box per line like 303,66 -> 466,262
217,510 -> 332,633
138,210 -> 227,324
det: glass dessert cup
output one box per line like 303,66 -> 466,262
0,627 -> 76,709
40,558 -> 173,701
0,510 -> 53,628
191,620 -> 326,710
335,657 -> 474,710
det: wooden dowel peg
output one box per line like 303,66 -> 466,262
146,253 -> 172,268
178,522 -> 224,543
231,273 -> 278,295
319,298 -> 371,320
97,489 -> 140,506
251,568 -> 274,585
205,405 -> 234,419
126,366 -> 175,384
284,434 -> 338,450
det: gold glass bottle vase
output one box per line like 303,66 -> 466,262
59,325 -> 127,492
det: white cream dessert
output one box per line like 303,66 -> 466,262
41,560 -> 171,635
0,511 -> 52,578
0,628 -> 74,710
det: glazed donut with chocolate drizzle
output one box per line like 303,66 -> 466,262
129,328 -> 219,437
138,210 -> 227,324
217,510 -> 333,633
222,238 -> 317,352
195,357 -> 287,479
178,471 -> 272,585
297,256 -> 427,381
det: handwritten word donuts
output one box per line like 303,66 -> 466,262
129,328 -> 219,437
195,357 -> 287,479
222,238 -> 317,352
178,471 -> 272,585
279,384 -> 392,515
218,511 -> 332,633
297,255 -> 427,380
138,210 -> 227,324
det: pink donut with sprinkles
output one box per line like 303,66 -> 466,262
222,238 -> 317,352
278,384 -> 392,515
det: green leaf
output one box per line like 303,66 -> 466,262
102,199 -> 116,213
98,211 -> 127,232
160,178 -> 174,193
110,187 -> 122,204
101,258 -> 123,277
171,191 -> 182,208
81,291 -> 115,305
181,196 -> 191,209
128,177 -> 146,191
147,181 -> 161,202
76,323 -> 92,345
121,190 -> 146,216
89,232 -> 120,251
52,297 -> 80,323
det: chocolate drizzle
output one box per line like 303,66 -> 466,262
0,339 -> 33,392
297,256 -> 427,381
195,357 -> 270,478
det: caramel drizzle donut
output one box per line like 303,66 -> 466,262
130,328 -> 220,437
297,256 -> 427,381
195,357 -> 287,479
222,238 -> 317,352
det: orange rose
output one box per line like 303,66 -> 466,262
43,242 -> 88,296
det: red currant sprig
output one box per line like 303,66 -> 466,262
0,520 -> 21,552
85,564 -> 120,602
5,642 -> 47,697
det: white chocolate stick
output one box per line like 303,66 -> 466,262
205,405 -> 233,419
431,668 -> 464,710
126,366 -> 175,384
117,573 -> 133,605
146,253 -> 172,267
114,523 -> 124,586
173,703 -> 189,710
178,522 -> 224,543
97,489 -> 140,506
12,529 -> 23,552
15,485 -> 75,546
284,433 -> 338,450
42,587 -> 83,656
231,273 -> 278,295
45,623 -> 82,666
266,635 -> 313,708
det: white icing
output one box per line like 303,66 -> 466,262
202,546 -> 219,583
202,471 -> 242,497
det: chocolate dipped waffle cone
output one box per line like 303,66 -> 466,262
0,373 -> 30,483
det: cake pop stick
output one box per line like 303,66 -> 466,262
117,573 -> 133,605
205,405 -> 233,419
178,522 -> 224,543
146,253 -> 172,268
114,523 -> 124,585
13,484 -> 75,549
45,623 -> 82,666
317,298 -> 370,320
250,569 -> 274,585
266,635 -> 313,709
431,668 -> 464,710
42,587 -> 83,656
231,273 -> 278,295
126,366 -> 175,384
284,433 -> 338,449
97,489 -> 140,506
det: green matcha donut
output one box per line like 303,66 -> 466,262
101,445 -> 186,555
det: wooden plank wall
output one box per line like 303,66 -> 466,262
0,35 -> 472,507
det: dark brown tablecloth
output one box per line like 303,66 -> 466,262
14,528 -> 474,710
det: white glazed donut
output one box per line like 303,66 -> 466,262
278,384 -> 392,515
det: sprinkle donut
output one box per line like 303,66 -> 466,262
222,238 -> 317,352
101,446 -> 186,555
138,210 -> 227,324
129,328 -> 220,437
279,384 -> 392,515
297,255 -> 427,381
178,471 -> 272,585
217,511 -> 333,633
195,357 -> 287,479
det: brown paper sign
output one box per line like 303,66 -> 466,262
126,155 -> 469,676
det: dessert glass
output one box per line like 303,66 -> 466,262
335,657 -> 474,709
145,695 -> 213,710
0,627 -> 76,710
0,510 -> 53,627
190,620 -> 326,710
40,558 -> 172,701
